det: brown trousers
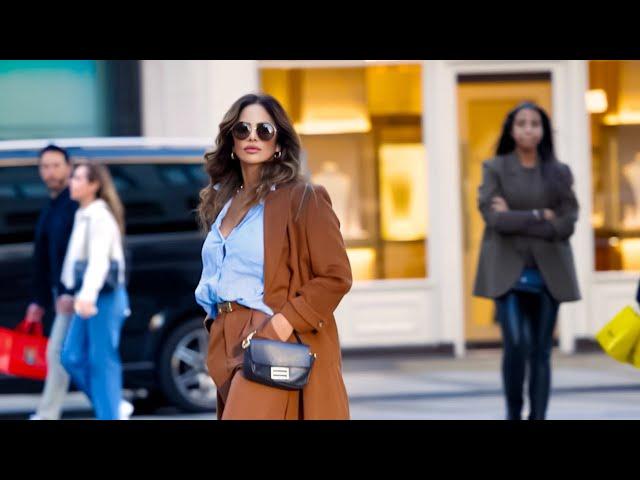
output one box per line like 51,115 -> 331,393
206,307 -> 300,420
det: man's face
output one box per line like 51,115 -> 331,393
38,151 -> 71,194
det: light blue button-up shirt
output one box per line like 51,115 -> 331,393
194,184 -> 275,319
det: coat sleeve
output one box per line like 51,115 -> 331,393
547,163 -> 579,241
76,212 -> 115,305
478,161 -> 539,234
478,160 -> 560,238
519,221 -> 556,240
31,213 -> 53,309
278,184 -> 353,334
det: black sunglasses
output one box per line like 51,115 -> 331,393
231,121 -> 277,141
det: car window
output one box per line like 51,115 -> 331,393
0,157 -> 207,244
0,165 -> 48,243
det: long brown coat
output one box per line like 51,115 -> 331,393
205,179 -> 353,419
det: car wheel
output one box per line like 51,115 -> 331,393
158,318 -> 217,413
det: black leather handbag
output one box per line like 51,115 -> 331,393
73,259 -> 120,294
242,329 -> 316,391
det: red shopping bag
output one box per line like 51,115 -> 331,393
0,319 -> 48,380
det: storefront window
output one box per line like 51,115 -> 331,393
590,60 -> 640,271
260,63 -> 427,281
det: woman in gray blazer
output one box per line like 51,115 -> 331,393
473,102 -> 580,420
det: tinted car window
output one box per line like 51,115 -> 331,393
0,158 -> 209,244
0,165 -> 48,244
112,162 -> 207,234
0,185 -> 15,198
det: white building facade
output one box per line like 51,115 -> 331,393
141,60 -> 640,356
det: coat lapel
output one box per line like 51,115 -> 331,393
504,151 -> 519,179
263,184 -> 290,293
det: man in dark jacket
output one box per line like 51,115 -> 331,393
25,145 -> 78,420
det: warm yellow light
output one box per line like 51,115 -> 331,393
620,238 -> 640,270
609,236 -> 620,247
586,89 -> 608,114
602,111 -> 640,125
296,68 -> 372,136
294,117 -> 372,135
591,211 -> 605,229
379,143 -> 428,241
346,247 -> 377,280
365,64 -> 422,116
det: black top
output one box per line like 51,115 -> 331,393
32,187 -> 78,309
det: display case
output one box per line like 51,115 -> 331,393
593,124 -> 640,271
261,64 -> 427,281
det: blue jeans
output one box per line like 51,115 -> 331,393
495,287 -> 559,420
61,286 -> 129,420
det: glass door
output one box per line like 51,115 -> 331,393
457,73 -> 553,344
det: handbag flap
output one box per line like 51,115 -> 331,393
247,338 -> 313,368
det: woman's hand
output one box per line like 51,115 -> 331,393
269,313 -> 294,342
25,303 -> 45,323
75,299 -> 98,319
542,209 -> 556,221
56,294 -> 75,315
491,196 -> 509,212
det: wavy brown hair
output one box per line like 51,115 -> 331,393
197,93 -> 303,231
74,162 -> 126,235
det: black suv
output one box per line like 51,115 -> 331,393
0,139 -> 216,412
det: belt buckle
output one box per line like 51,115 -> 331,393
217,301 -> 233,315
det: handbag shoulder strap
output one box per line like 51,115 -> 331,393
83,216 -> 90,260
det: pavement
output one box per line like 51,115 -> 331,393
1,349 -> 639,420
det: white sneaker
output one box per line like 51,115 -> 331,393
119,399 -> 134,420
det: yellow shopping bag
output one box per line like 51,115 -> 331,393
631,340 -> 640,368
596,305 -> 640,364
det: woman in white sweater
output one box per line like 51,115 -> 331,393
60,162 -> 130,420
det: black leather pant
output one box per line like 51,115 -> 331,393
495,288 -> 559,420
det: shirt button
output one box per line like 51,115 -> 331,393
318,321 -> 325,328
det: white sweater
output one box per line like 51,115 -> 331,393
60,199 -> 126,304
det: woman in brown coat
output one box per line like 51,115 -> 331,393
195,93 -> 353,420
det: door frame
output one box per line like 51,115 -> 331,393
423,60 -> 592,356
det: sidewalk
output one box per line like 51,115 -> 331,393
343,349 -> 640,419
1,349 -> 638,419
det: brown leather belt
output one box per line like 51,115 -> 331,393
216,301 -> 248,315
204,301 -> 248,333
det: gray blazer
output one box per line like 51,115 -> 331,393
472,153 -> 581,302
